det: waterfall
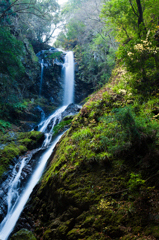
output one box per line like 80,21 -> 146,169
63,51 -> 74,105
0,50 -> 75,240
39,59 -> 44,97
0,106 -> 68,240
0,134 -> 63,240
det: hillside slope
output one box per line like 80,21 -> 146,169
20,65 -> 159,240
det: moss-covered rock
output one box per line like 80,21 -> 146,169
20,65 -> 159,240
53,118 -> 73,137
10,229 -> 37,240
0,131 -> 44,178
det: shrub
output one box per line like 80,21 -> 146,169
128,173 -> 145,192
100,106 -> 159,156
117,37 -> 159,85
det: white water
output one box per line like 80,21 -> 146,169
63,51 -> 74,105
38,105 -> 67,133
7,158 -> 26,214
0,50 -> 75,240
0,134 -> 63,240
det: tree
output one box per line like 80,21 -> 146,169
0,0 -> 60,44
0,0 -> 58,21
101,0 -> 159,84
101,0 -> 159,43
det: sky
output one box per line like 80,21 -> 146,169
49,0 -> 68,45
58,0 -> 68,5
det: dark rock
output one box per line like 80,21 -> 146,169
30,40 -> 52,54
62,103 -> 81,119
74,61 -> 94,103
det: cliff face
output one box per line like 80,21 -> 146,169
16,66 -> 159,240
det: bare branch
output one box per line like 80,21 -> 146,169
129,0 -> 138,17
0,0 -> 19,19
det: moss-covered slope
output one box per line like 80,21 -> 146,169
26,65 -> 159,240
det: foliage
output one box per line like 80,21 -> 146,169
101,0 -> 159,87
0,27 -> 24,78
99,106 -> 158,156
128,173 -> 145,192
117,36 -> 159,81
101,0 -> 159,43
0,120 -> 11,133
0,27 -> 27,118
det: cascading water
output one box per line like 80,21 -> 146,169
39,59 -> 44,97
0,133 -> 63,240
0,50 -> 75,240
63,51 -> 74,105
36,106 -> 45,121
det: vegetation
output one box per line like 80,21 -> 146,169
28,64 -> 159,239
21,1 -> 159,239
0,0 -> 159,239
101,0 -> 159,83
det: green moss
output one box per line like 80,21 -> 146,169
53,119 -> 72,136
43,229 -> 52,240
10,229 -> 36,240
67,228 -> 89,240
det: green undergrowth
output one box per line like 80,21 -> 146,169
29,65 -> 159,239
0,131 -> 44,178
0,119 -> 11,133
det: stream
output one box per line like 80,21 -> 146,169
0,51 -> 75,240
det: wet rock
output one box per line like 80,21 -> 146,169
10,228 -> 37,240
74,64 -> 94,103
0,198 -> 7,222
31,41 -> 52,54
62,103 -> 81,119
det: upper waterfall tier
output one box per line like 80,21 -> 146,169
63,51 -> 74,106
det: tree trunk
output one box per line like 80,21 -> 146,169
136,0 -> 143,27
136,0 -> 146,37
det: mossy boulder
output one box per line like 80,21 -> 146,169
10,229 -> 37,240
0,131 -> 44,179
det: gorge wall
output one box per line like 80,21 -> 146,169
3,39 -> 93,133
